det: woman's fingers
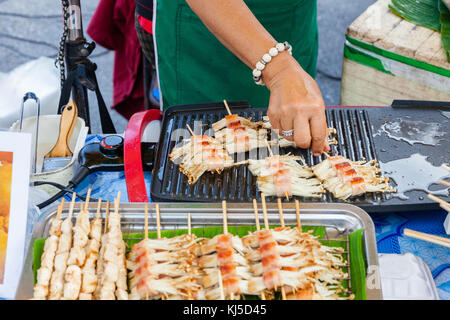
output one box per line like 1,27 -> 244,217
279,109 -> 294,141
309,112 -> 327,155
293,114 -> 311,149
267,94 -> 282,136
324,138 -> 331,152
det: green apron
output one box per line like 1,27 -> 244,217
155,0 -> 318,109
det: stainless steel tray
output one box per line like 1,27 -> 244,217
16,202 -> 382,300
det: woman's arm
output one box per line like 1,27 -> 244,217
185,0 -> 329,155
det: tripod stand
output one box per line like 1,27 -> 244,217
57,0 -> 116,134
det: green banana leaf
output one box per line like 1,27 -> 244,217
389,0 -> 441,31
389,0 -> 450,62
32,226 -> 367,300
439,0 -> 450,61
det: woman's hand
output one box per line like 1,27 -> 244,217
263,52 -> 330,156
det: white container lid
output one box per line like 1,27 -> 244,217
379,253 -> 440,300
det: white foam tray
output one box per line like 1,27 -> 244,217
379,253 -> 440,300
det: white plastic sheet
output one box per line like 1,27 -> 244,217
0,57 -> 60,129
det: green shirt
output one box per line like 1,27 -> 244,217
155,0 -> 319,109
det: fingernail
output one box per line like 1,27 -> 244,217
313,153 -> 320,157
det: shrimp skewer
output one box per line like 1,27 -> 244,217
312,155 -> 395,200
244,194 -> 351,299
128,204 -> 203,300
201,201 -> 256,300
253,148 -> 324,198
169,128 -> 235,184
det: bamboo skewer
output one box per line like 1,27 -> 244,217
265,140 -> 290,201
186,124 -> 195,137
223,100 -> 232,116
253,199 -> 261,232
187,212 -> 193,300
440,180 -> 450,188
144,204 -> 149,240
104,201 -> 110,234
96,198 -> 102,219
260,193 -> 285,299
277,198 -> 285,228
187,213 -> 192,236
252,199 -> 266,300
156,204 -> 162,240
427,194 -> 450,212
69,192 -> 76,220
295,200 -> 302,232
404,228 -> 450,244
144,203 -> 149,301
56,198 -> 65,220
275,198 -> 287,300
442,164 -> 450,172
403,228 -> 450,248
222,200 -> 228,235
115,191 -> 121,213
84,188 -> 92,212
154,203 -> 166,300
261,193 -> 270,232
217,268 -> 226,300
221,200 -> 235,300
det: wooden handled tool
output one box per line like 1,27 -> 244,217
44,100 -> 78,158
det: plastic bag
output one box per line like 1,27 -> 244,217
0,57 -> 60,129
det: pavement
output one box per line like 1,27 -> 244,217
0,0 -> 375,133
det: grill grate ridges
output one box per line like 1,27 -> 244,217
152,104 -> 383,203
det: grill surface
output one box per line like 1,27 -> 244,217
151,102 -> 387,204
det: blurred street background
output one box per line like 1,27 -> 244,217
0,0 -> 375,133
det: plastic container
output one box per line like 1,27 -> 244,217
378,253 -> 440,300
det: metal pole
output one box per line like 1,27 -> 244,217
66,0 -> 84,41
64,0 -> 91,131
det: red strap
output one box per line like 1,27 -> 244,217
124,109 -> 162,202
137,14 -> 154,34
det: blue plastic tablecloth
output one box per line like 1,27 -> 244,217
68,135 -> 450,300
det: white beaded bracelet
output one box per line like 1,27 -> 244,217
252,41 -> 292,85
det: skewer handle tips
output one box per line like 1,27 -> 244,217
222,200 -> 228,235
223,100 -> 232,116
156,203 -> 162,239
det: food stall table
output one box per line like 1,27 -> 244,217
67,135 -> 450,300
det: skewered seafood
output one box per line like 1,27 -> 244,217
33,193 -> 355,300
212,114 -> 264,132
312,155 -> 395,200
213,114 -> 268,154
242,227 -> 351,300
169,134 -> 234,184
127,234 -> 202,300
127,204 -> 203,300
250,155 -> 324,198
200,233 -> 256,299
248,155 -> 314,178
